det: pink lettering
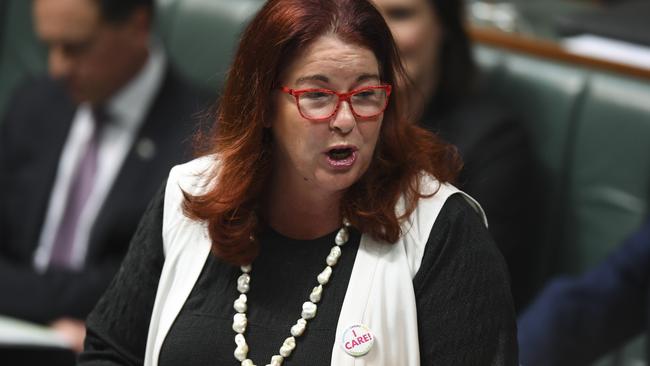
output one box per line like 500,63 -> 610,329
345,328 -> 375,352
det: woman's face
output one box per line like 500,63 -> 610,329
373,0 -> 442,103
272,35 -> 384,197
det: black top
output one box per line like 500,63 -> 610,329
80,188 -> 518,365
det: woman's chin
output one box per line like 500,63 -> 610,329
313,167 -> 365,194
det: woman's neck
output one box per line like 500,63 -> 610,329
263,172 -> 343,240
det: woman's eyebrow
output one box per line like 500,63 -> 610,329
295,73 -> 380,86
357,73 -> 380,82
295,74 -> 329,86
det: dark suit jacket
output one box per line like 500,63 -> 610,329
422,89 -> 534,255
421,86 -> 537,309
0,68 -> 210,323
518,218 -> 650,365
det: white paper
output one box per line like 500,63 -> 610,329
562,34 -> 650,71
0,315 -> 71,348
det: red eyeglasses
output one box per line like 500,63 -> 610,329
280,84 -> 392,121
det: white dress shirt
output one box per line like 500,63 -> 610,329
33,43 -> 167,272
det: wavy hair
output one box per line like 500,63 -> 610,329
183,0 -> 462,265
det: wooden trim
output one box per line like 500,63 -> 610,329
469,26 -> 650,81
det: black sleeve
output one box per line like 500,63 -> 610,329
414,194 -> 518,365
78,185 -> 166,366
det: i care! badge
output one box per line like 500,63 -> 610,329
341,324 -> 375,357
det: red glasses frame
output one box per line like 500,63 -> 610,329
280,84 -> 392,121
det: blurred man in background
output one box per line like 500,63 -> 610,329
518,218 -> 649,365
0,0 -> 208,351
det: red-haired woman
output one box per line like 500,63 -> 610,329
79,0 -> 517,365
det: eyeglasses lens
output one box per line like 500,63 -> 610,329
298,89 -> 387,119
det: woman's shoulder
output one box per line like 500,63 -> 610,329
414,192 -> 508,287
432,192 -> 504,268
163,154 -> 219,219
411,174 -> 487,227
161,155 -> 219,252
436,193 -> 488,230
395,174 -> 488,276
167,154 -> 221,195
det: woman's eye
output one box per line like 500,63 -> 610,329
302,92 -> 330,100
386,7 -> 416,21
353,90 -> 380,101
355,91 -> 375,98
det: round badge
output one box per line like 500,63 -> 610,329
341,324 -> 375,357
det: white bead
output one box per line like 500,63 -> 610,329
326,246 -> 341,266
309,285 -> 322,303
235,333 -> 247,346
301,301 -> 317,319
335,228 -> 349,245
317,266 -> 332,285
233,313 -> 247,333
232,225 -> 350,365
237,273 -> 251,293
234,294 -> 247,313
279,336 -> 296,357
290,318 -> 307,337
234,342 -> 249,361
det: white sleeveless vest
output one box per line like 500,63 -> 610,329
144,156 -> 486,366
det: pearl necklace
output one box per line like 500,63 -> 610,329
232,219 -> 351,366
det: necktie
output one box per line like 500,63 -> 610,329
49,107 -> 108,269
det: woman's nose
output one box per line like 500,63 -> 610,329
329,100 -> 356,134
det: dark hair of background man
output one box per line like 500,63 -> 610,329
95,0 -> 154,23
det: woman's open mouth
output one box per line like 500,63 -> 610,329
325,146 -> 358,168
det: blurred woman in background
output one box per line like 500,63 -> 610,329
373,0 -> 537,308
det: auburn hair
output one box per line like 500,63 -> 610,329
183,0 -> 462,265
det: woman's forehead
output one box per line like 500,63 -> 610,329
282,35 -> 380,86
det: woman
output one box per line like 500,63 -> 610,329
79,0 -> 517,365
372,0 -> 536,308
